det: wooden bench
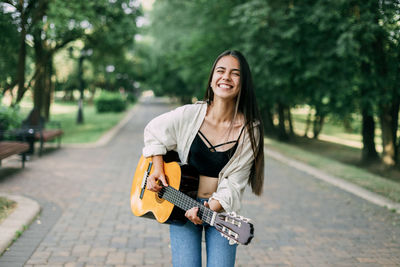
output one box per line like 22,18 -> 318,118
0,141 -> 29,168
34,127 -> 64,156
16,108 -> 64,156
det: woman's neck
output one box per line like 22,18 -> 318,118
208,98 -> 236,124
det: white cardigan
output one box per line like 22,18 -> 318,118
143,101 -> 257,213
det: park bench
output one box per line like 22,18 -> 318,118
0,127 -> 29,168
0,141 -> 29,168
16,109 -> 64,156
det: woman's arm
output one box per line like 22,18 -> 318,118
143,107 -> 185,157
146,155 -> 168,192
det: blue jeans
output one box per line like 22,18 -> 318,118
169,199 -> 237,267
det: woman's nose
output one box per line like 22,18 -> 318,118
222,73 -> 231,81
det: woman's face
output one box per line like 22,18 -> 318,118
210,55 -> 241,101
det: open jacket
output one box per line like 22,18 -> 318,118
143,101 -> 258,213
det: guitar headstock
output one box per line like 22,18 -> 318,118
213,212 -> 254,245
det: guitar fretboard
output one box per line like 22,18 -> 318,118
159,186 -> 216,225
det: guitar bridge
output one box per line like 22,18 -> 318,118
139,161 -> 153,199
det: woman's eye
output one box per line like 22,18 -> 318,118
233,72 -> 240,76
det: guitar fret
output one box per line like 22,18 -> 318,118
162,186 -> 213,224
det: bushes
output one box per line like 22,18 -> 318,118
0,106 -> 22,131
95,92 -> 127,113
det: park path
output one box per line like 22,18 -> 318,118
0,97 -> 400,267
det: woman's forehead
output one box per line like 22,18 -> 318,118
215,55 -> 240,70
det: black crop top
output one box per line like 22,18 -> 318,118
188,127 -> 245,178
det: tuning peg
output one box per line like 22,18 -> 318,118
228,211 -> 237,217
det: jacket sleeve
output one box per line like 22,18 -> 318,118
210,125 -> 259,213
142,106 -> 183,157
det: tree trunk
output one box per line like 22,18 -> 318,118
343,115 -> 353,133
361,107 -> 379,163
285,106 -> 294,136
44,56 -> 53,121
277,102 -> 289,141
261,104 -> 275,135
304,110 -> 312,137
393,100 -> 399,165
312,107 -> 325,139
379,100 -> 399,166
33,31 -> 47,118
15,5 -> 27,105
392,98 -> 399,165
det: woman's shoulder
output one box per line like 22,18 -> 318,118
174,101 -> 207,115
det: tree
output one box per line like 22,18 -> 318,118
1,0 -> 140,120
145,0 -> 243,103
0,4 -> 20,98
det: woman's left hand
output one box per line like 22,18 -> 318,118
185,201 -> 213,225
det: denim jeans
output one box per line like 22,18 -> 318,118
169,198 -> 237,267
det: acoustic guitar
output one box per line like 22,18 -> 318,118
130,152 -> 254,245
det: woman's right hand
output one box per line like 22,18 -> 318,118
146,169 -> 168,192
146,155 -> 168,192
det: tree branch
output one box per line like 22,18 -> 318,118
1,0 -> 17,9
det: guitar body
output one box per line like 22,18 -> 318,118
130,152 -> 199,223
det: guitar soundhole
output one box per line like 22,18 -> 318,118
156,191 -> 165,203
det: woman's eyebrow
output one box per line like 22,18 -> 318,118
215,66 -> 241,72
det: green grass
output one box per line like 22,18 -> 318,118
0,197 -> 16,224
266,137 -> 400,203
50,103 -> 131,144
18,100 -> 132,144
291,109 -> 364,141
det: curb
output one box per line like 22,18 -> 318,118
0,193 -> 40,255
267,148 -> 400,214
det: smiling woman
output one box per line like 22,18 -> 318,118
142,50 -> 264,267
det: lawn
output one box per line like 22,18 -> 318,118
266,137 -> 400,203
0,197 -> 16,224
18,100 -> 131,144
266,107 -> 400,203
291,107 -> 383,151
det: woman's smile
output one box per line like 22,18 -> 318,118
217,83 -> 233,89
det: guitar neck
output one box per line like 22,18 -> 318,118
160,186 -> 216,225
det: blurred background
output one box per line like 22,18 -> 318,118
0,0 -> 399,199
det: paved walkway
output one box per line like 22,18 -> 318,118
0,97 -> 400,267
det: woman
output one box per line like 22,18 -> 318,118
143,50 -> 264,267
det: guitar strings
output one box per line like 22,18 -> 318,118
159,186 -> 214,223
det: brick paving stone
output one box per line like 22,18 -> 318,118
1,98 -> 400,266
105,251 -> 126,265
64,262 -> 85,267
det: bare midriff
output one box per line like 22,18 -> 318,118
197,175 -> 219,198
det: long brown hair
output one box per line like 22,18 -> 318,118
204,50 -> 264,196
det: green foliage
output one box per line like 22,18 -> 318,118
94,91 -> 127,113
0,106 -> 22,131
144,0 -> 243,102
78,0 -> 142,95
0,5 -> 19,91
144,0 -> 400,164
126,92 -> 137,103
